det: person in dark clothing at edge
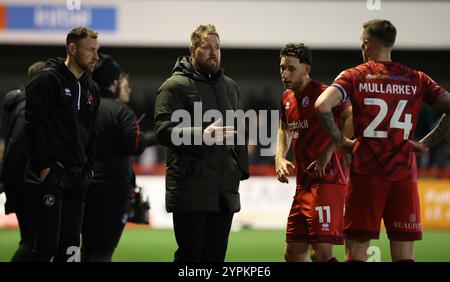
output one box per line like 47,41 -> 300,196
24,26 -> 100,262
154,24 -> 249,262
81,54 -> 155,262
117,72 -> 154,225
0,61 -> 46,261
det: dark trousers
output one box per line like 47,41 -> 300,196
173,212 -> 234,262
9,181 -> 33,262
27,164 -> 89,262
81,181 -> 130,262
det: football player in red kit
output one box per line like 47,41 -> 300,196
315,19 -> 450,262
276,43 -> 353,262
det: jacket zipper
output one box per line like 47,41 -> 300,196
77,81 -> 81,111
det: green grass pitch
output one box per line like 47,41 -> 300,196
1,228 -> 449,262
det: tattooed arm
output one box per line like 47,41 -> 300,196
315,86 -> 355,152
307,106 -> 353,177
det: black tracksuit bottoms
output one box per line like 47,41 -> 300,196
27,163 -> 89,262
81,181 -> 130,261
8,180 -> 33,262
173,212 -> 234,262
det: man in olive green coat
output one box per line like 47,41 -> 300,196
154,24 -> 249,262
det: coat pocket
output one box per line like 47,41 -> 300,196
167,156 -> 199,185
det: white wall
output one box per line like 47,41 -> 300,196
0,0 -> 449,49
0,176 -> 295,229
137,175 -> 295,229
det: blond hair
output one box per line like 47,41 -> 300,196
190,24 -> 219,48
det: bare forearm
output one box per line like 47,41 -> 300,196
421,114 -> 450,148
324,111 -> 352,154
276,127 -> 291,159
341,113 -> 353,139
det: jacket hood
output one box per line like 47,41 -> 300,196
171,56 -> 223,81
100,88 -> 118,99
45,57 -> 90,82
92,54 -> 121,89
3,88 -> 26,112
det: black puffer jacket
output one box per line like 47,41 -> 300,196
0,88 -> 27,213
154,56 -> 249,213
25,58 -> 100,175
91,89 -> 155,186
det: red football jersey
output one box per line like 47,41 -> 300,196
332,60 -> 446,181
280,80 -> 349,188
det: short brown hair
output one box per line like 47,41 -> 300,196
27,61 -> 46,78
363,19 -> 396,48
280,43 -> 312,66
190,24 -> 219,48
66,26 -> 98,47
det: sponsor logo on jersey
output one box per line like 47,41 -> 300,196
287,119 -> 309,138
365,73 -> 410,82
64,88 -> 72,96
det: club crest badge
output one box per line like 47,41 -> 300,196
87,92 -> 94,105
43,194 -> 55,207
302,96 -> 309,107
285,102 -> 290,110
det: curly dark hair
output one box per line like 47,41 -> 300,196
280,43 -> 312,66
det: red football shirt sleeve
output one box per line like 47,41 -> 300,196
331,69 -> 354,104
318,82 -> 349,116
333,100 -> 351,116
421,72 -> 447,105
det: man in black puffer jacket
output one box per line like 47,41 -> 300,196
81,54 -> 155,262
24,26 -> 100,262
154,24 -> 249,262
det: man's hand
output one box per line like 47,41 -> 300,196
275,157 -> 295,184
40,167 -> 51,182
336,136 -> 356,153
409,139 -> 429,156
307,149 -> 333,178
203,118 -> 237,144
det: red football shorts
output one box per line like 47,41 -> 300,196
344,174 -> 422,241
286,184 -> 346,244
